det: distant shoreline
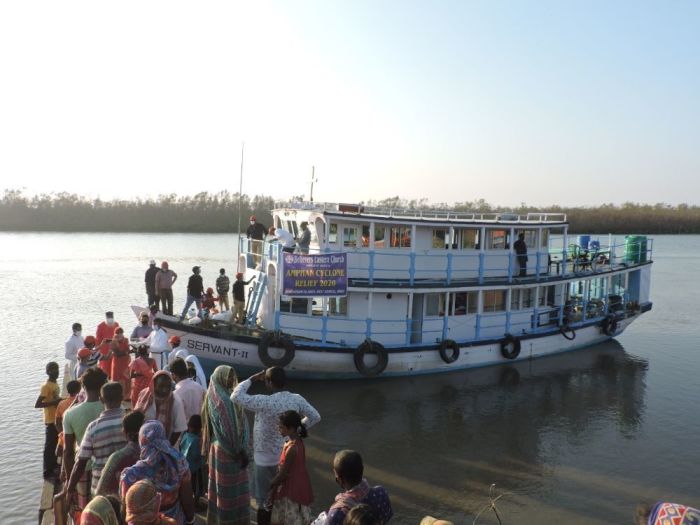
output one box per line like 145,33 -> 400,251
2,190 -> 700,234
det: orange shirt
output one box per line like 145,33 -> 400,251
55,395 -> 77,423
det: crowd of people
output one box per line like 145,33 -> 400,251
37,313 -> 395,525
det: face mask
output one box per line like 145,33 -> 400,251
106,318 -> 114,325
250,221 -> 255,225
75,330 -> 82,337
141,320 -> 148,325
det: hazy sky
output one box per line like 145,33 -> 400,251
1,1 -> 698,207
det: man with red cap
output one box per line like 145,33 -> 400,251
233,271 -> 256,324
155,261 -> 177,315
246,215 -> 267,265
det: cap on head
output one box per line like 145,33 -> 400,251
161,261 -> 169,269
149,259 -> 156,265
206,287 -> 214,294
84,335 -> 96,345
78,347 -> 91,358
249,215 -> 256,221
236,272 -> 243,279
192,266 -> 201,274
168,335 -> 181,346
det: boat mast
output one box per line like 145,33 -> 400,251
236,142 -> 244,258
310,165 -> 317,202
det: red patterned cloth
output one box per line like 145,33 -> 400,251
648,502 -> 700,525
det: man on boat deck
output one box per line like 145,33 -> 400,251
131,312 -> 153,340
514,232 -> 528,277
297,221 -> 311,254
180,266 -> 204,321
145,259 -> 159,308
247,215 -> 267,265
216,268 -> 231,311
155,261 -> 177,315
232,272 -> 255,324
231,367 -> 321,525
269,226 -> 296,253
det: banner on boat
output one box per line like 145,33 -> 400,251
282,252 -> 347,297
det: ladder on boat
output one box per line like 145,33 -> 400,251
246,273 -> 267,327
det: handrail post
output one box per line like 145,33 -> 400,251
562,248 -> 568,276
274,310 -> 281,332
409,252 -> 416,286
446,252 -> 453,285
478,253 -> 485,284
368,250 -> 375,285
405,318 -> 412,346
442,311 -> 449,340
475,314 -> 481,339
365,318 -> 372,339
507,252 -> 514,283
506,311 -> 512,333
535,251 -> 541,282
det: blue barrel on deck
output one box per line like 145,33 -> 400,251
577,235 -> 591,250
624,235 -> 647,263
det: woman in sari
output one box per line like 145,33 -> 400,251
125,479 -> 177,525
135,370 -> 187,445
80,495 -> 122,525
120,420 -> 195,525
201,365 -> 250,525
110,328 -> 131,399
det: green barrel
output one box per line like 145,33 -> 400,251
624,235 -> 647,263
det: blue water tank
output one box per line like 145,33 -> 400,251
577,235 -> 590,249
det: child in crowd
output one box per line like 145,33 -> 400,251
55,380 -> 80,434
180,414 -> 204,501
201,287 -> 219,317
74,348 -> 93,379
269,410 -> 313,525
129,344 -> 158,407
35,361 -> 61,480
83,335 -> 100,367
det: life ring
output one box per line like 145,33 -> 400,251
601,314 -> 619,336
438,339 -> 460,364
560,324 -> 576,341
258,332 -> 295,367
354,340 -> 388,377
500,334 -> 521,360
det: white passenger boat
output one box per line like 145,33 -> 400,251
153,202 -> 653,379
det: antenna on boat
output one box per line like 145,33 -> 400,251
309,166 -> 317,202
236,141 -> 244,258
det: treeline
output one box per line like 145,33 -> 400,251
1,190 -> 699,234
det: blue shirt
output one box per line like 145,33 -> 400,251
180,431 -> 202,472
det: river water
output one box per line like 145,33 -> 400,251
0,233 -> 698,524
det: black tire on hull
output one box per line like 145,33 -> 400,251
438,339 -> 460,364
500,334 -> 521,359
354,340 -> 388,377
258,332 -> 296,367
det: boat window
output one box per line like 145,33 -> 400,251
487,229 -> 509,250
538,285 -> 556,307
589,277 -> 607,300
450,291 -> 478,315
517,229 -> 538,248
390,226 -> 411,248
459,228 -> 480,249
287,221 -> 299,238
374,225 -> 386,248
432,229 -> 447,249
483,290 -> 506,312
360,225 -> 370,247
511,288 -> 535,310
328,296 -> 347,316
280,297 -> 309,315
311,298 -> 323,316
541,229 -> 549,248
328,223 -> 338,244
274,216 -> 282,228
343,226 -> 358,247
425,293 -> 445,316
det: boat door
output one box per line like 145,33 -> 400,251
410,293 -> 424,344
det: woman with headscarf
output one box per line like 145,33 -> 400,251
135,370 -> 187,445
80,494 -> 122,525
125,479 -> 177,525
120,420 -> 195,525
201,365 -> 250,525
110,327 -> 131,399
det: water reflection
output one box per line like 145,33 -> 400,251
290,341 -> 648,522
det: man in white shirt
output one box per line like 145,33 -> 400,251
231,367 -> 321,522
144,318 -> 169,369
171,358 -> 206,421
64,322 -> 84,391
268,226 -> 296,253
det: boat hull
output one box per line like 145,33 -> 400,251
154,311 -> 647,380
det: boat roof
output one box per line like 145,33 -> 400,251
273,201 -> 568,226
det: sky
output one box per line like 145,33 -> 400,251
0,1 -> 698,207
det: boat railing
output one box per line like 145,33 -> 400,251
239,237 -> 653,286
275,293 -> 630,348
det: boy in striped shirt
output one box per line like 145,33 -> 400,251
58,382 -> 127,500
